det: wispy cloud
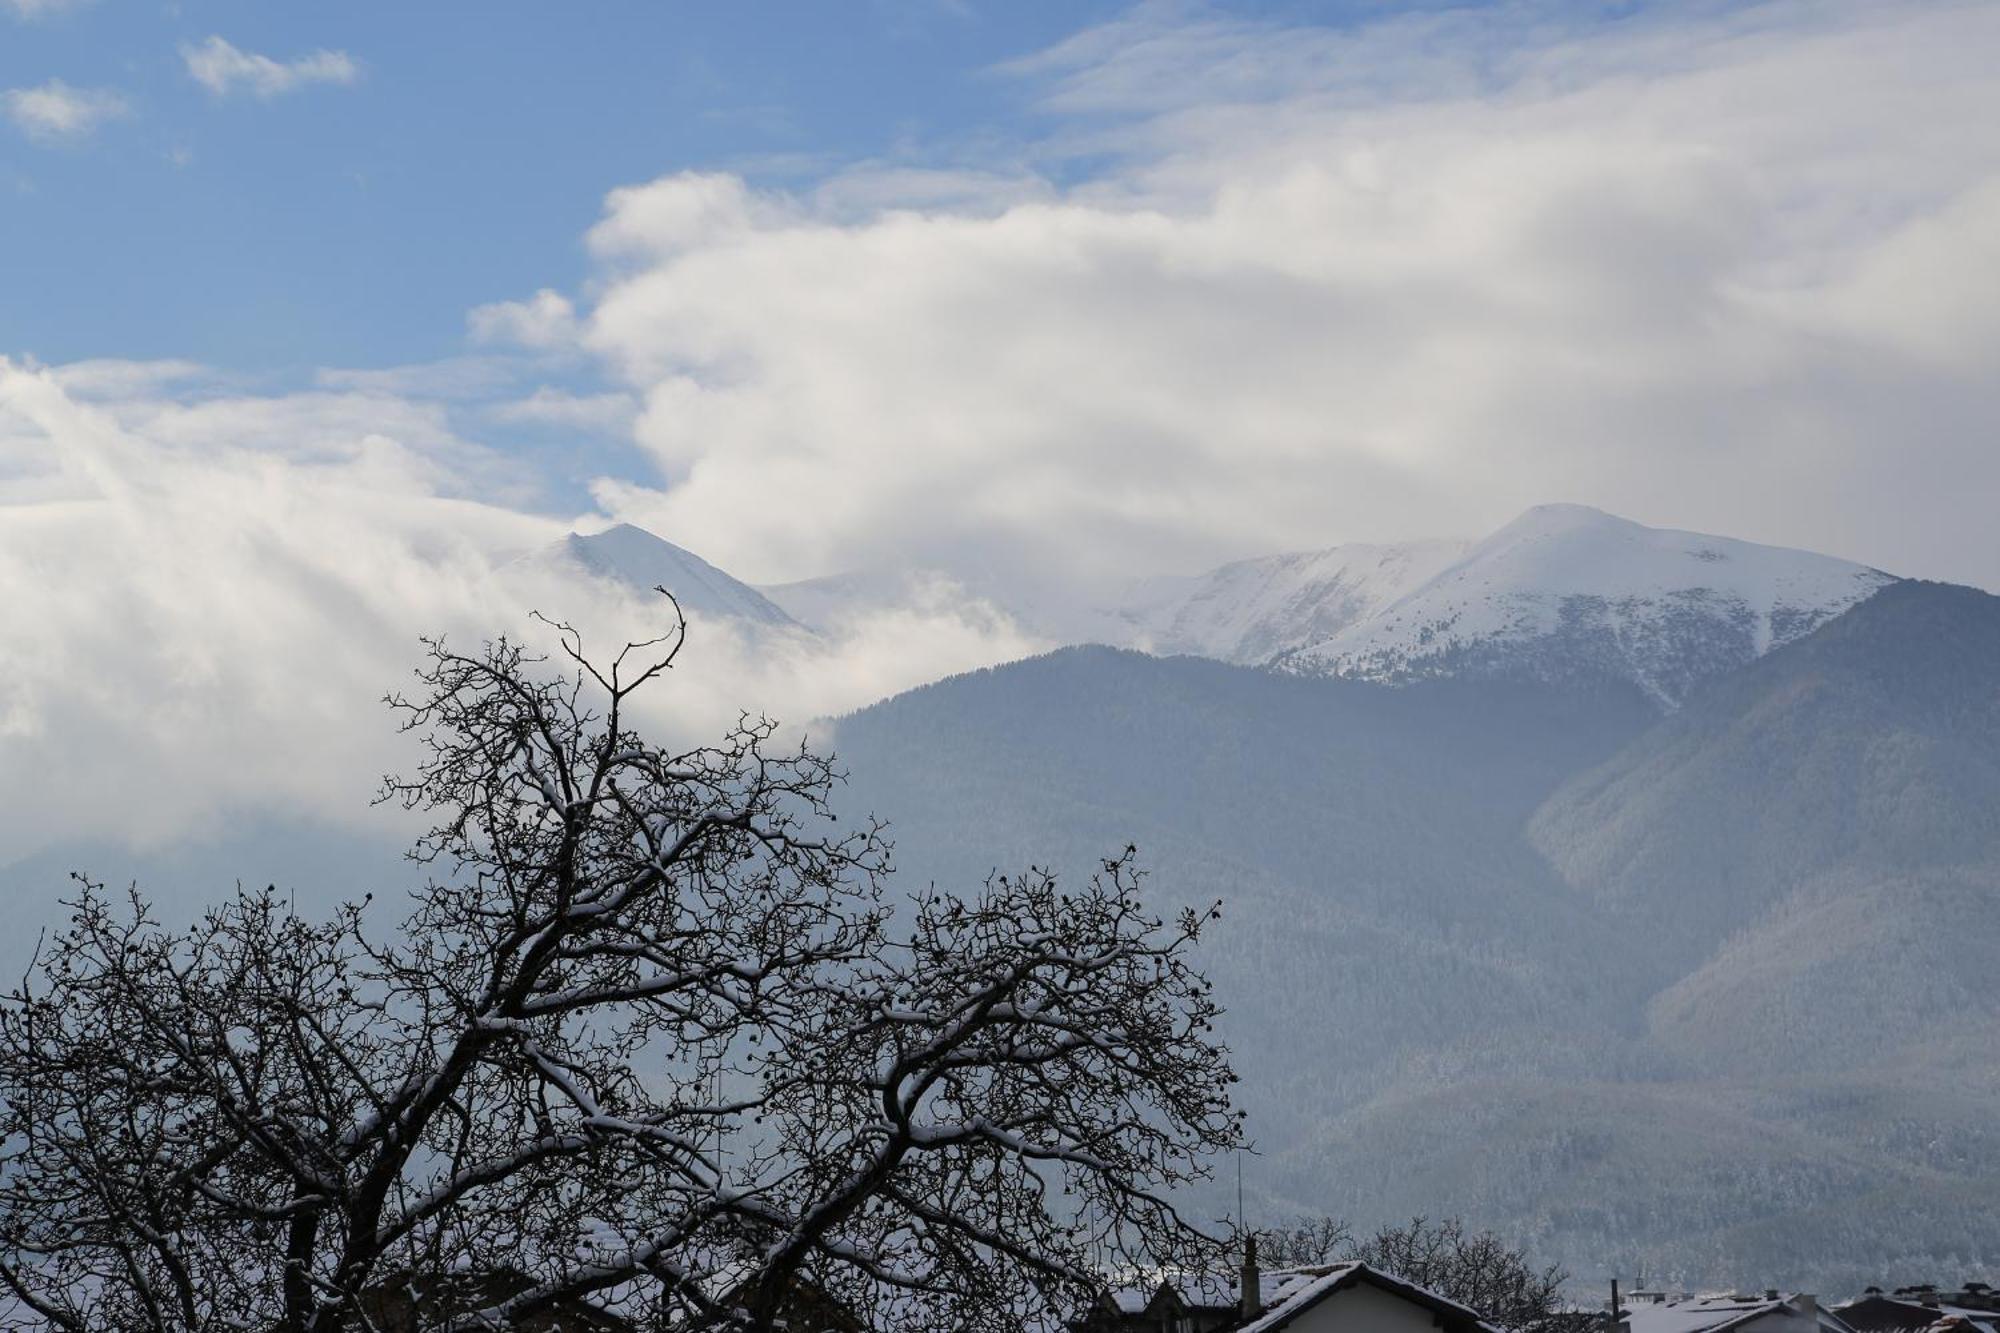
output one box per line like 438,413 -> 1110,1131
487,388 -> 639,434
3,79 -> 128,143
315,357 -> 525,401
2,0 -> 89,19
181,35 -> 359,99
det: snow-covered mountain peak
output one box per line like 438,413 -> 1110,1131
1444,503 -> 1854,602
1285,507 -> 1898,707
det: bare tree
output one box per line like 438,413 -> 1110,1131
0,607 -> 1242,1333
1260,1216 -> 1351,1268
1347,1217 -> 1569,1333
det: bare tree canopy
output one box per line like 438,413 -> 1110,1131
1352,1217 -> 1569,1333
1258,1216 -> 1351,1269
0,609 -> 1243,1332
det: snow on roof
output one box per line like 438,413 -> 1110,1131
1165,1266 -> 1335,1311
1229,1266 -> 1364,1333
1624,1295 -> 1812,1333
1921,1311 -> 2000,1333
1840,1295 -> 2000,1332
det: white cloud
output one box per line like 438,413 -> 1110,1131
315,357 -> 525,401
0,359 -> 1037,859
181,35 -> 359,99
0,359 -> 542,849
47,358 -> 211,399
2,0 -> 88,18
487,388 -> 639,434
3,79 -> 128,143
467,290 -> 583,351
585,173 -> 782,261
529,0 -> 2000,594
809,166 -> 1054,219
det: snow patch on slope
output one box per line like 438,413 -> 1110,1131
1104,539 -> 1468,665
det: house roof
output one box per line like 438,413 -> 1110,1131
1214,1261 -> 1504,1333
1624,1294 -> 1859,1333
1625,1297 -> 1793,1333
1839,1295 -> 2000,1333
1103,1282 -> 1191,1317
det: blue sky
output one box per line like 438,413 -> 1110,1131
2,1 -> 1142,371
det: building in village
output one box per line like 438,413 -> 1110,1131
1837,1286 -> 2000,1333
1076,1237 -> 1504,1333
1618,1291 -> 1857,1333
1218,1262 -> 1507,1333
1074,1229 -> 2000,1333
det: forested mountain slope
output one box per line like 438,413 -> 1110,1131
825,585 -> 2000,1292
1529,580 -> 2000,1073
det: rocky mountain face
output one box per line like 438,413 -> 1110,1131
822,580 -> 2000,1294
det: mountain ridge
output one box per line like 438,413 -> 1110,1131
820,577 -> 2000,1291
525,507 -> 1904,714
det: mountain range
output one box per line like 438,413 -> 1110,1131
553,504 -> 1898,711
822,578 -> 2000,1294
5,505 -> 1989,1295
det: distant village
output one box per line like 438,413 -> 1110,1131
1076,1245 -> 2000,1333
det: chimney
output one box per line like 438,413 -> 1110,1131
1241,1232 -> 1262,1323
1797,1295 -> 1817,1324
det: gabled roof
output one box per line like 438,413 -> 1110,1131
1216,1261 -> 1504,1333
1101,1280 -> 1193,1318
1626,1297 -> 1792,1333
1839,1294 -> 2000,1333
1624,1294 -> 1858,1333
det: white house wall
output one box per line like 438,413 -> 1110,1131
1276,1281 -> 1453,1333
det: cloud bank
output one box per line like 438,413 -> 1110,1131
0,359 -> 1039,858
466,0 -> 2000,595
